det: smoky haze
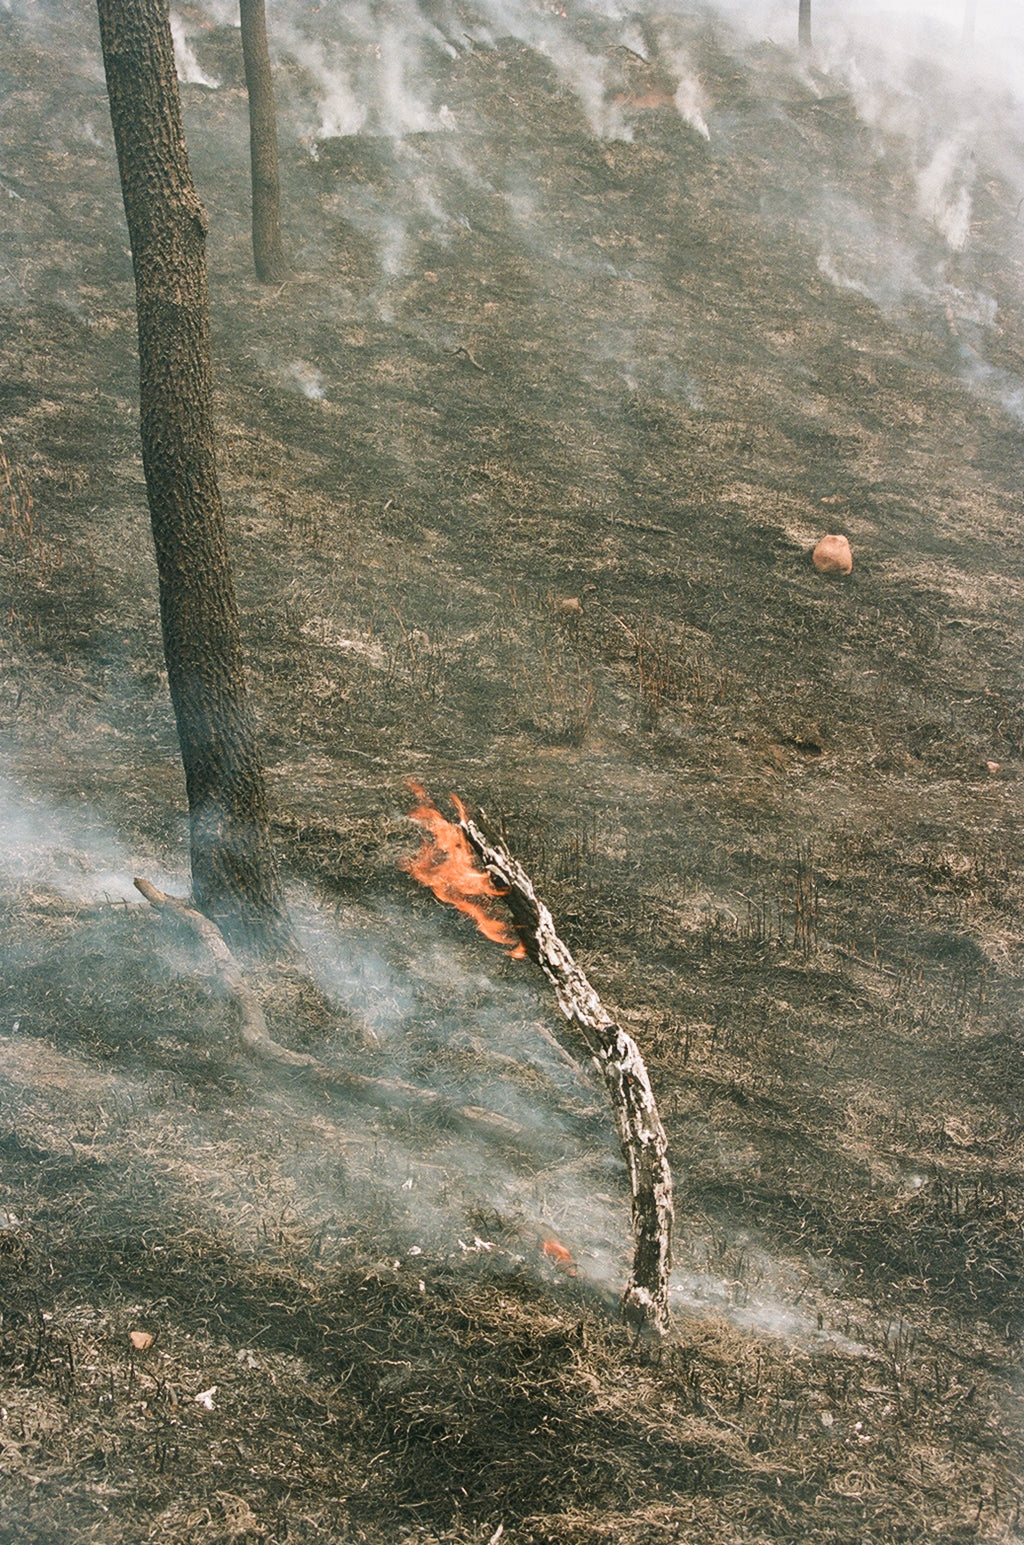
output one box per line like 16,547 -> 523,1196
0,768 -> 861,1348
169,0 -> 1024,421
2,0 -> 1024,1343
6,0 -> 1024,416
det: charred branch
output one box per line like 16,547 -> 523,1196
452,814 -> 674,1334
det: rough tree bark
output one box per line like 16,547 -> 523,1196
239,0 -> 289,282
456,805 -> 674,1335
96,0 -> 291,954
799,0 -> 812,52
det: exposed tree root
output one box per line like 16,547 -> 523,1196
133,877 -> 521,1142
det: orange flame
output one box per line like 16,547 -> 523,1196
541,1237 -> 576,1274
401,781 -> 527,960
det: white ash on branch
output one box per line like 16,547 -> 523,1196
453,808 -> 674,1335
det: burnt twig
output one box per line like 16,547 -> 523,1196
451,345 -> 486,372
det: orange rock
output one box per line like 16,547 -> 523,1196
812,534 -> 853,574
130,1330 -> 154,1351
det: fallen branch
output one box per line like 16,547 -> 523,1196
132,877 -> 522,1142
451,344 -> 486,371
451,815 -> 674,1334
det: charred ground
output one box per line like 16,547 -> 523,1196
1,2 -> 1024,1541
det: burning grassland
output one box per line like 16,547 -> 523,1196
1,828 -> 1023,1541
0,927 -> 1020,1545
3,0 -> 1024,1538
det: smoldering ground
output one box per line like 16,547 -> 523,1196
4,0 -> 1024,1537
161,0 -> 1024,462
0,770 -> 856,1342
1,770 -> 1020,1543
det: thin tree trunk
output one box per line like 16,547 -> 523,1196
96,0 -> 291,955
798,0 -> 812,52
239,0 -> 289,283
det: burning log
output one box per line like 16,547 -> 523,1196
132,877 -> 521,1142
403,790 -> 674,1334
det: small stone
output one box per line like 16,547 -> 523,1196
130,1330 -> 154,1352
986,760 -> 1000,774
812,534 -> 853,574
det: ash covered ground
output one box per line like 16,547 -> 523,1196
2,0 -> 1024,1540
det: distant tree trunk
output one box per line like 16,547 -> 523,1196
239,0 -> 288,283
798,0 -> 812,52
96,0 -> 292,955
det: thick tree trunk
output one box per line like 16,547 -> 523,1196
798,0 -> 812,52
96,0 -> 291,955
239,0 -> 289,283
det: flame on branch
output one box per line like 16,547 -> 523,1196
400,781 -> 673,1334
401,782 -> 527,959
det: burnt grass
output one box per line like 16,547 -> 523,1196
2,2 -> 1024,1541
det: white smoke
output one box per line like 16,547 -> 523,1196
0,770 -> 633,1298
0,776 -> 183,904
283,359 -> 326,399
287,33 -> 368,141
673,70 -> 711,141
273,0 -> 447,143
376,21 -> 438,136
916,135 -> 975,250
170,11 -> 220,90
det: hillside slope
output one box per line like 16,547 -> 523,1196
1,3 -> 1023,1540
